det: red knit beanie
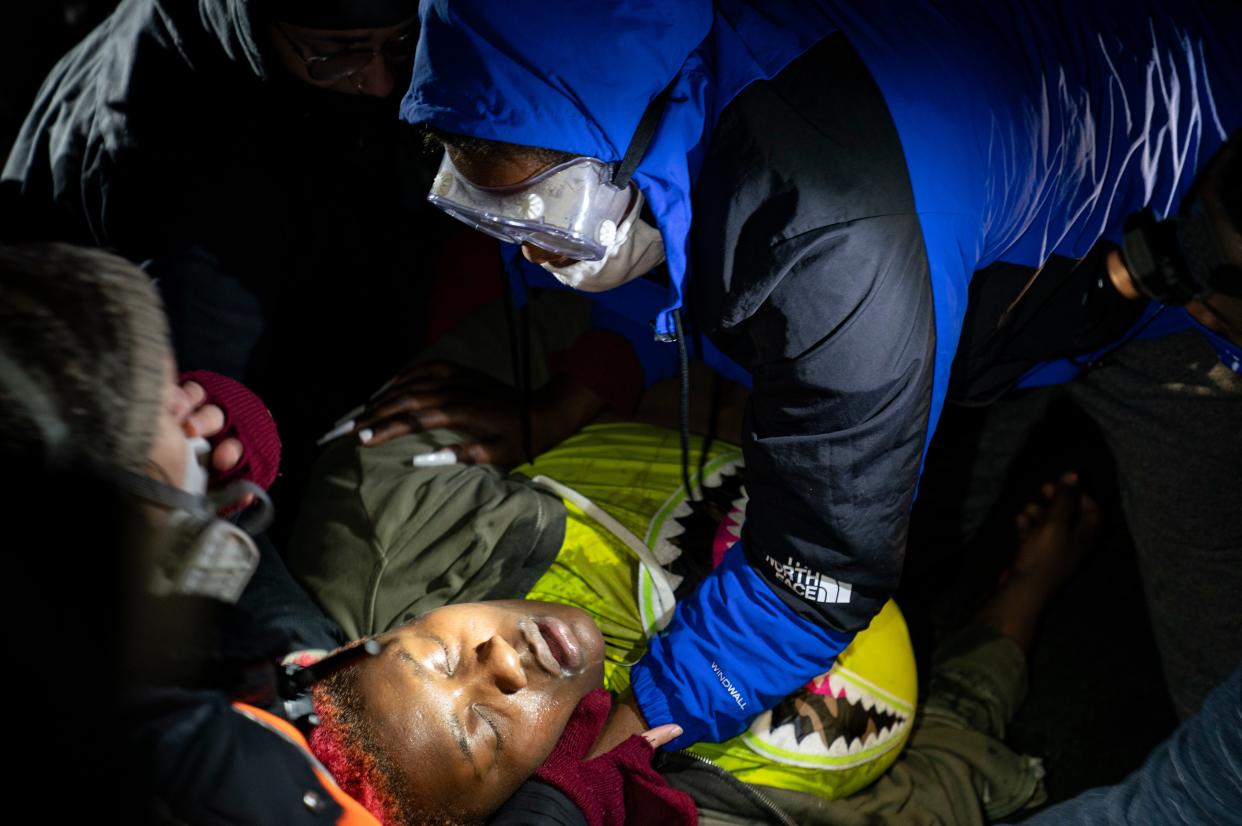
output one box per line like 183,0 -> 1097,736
180,370 -> 282,491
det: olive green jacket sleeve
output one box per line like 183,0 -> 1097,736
285,431 -> 566,640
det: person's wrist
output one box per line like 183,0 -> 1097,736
585,690 -> 648,759
1107,248 -> 1142,300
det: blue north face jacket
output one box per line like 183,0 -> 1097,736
403,0 -> 1241,750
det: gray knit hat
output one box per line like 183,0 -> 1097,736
0,244 -> 171,471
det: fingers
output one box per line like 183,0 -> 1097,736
358,400 -> 516,454
318,417 -> 359,445
186,402 -> 226,438
315,364 -> 468,443
364,392 -> 458,426
408,441 -> 511,467
411,448 -> 458,467
415,440 -> 507,465
318,363 -> 515,449
323,394 -> 460,446
410,444 -> 479,465
368,375 -> 494,415
359,419 -> 411,445
179,380 -> 229,439
181,380 -> 206,407
360,407 -> 463,446
342,412 -> 447,448
448,440 -> 509,465
211,437 -> 244,472
175,378 -> 245,473
640,723 -> 684,750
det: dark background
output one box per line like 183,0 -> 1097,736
0,2 -> 1178,818
903,397 -> 1178,814
0,4 -> 119,160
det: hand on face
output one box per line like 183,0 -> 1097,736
341,361 -> 603,466
177,379 -> 246,476
147,361 -> 243,488
146,365 -> 258,523
353,601 -> 606,818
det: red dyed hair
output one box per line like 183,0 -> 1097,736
309,663 -> 409,824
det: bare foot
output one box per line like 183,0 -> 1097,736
981,472 -> 1101,652
1007,471 -> 1101,591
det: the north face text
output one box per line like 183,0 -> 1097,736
765,555 -> 853,604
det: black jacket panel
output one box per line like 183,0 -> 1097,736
690,35 -> 934,631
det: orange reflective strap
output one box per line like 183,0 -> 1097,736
232,702 -> 382,826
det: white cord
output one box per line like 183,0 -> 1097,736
531,474 -> 676,631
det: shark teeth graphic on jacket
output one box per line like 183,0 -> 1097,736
753,667 -> 911,766
650,457 -> 746,595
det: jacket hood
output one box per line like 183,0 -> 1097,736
194,0 -> 420,81
404,0 -> 710,162
402,0 -> 837,337
195,0 -> 270,78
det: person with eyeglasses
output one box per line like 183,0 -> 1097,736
269,15 -> 418,98
0,0 -> 455,533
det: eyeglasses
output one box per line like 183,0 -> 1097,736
275,23 -> 416,82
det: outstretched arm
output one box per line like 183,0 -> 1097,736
632,214 -> 937,748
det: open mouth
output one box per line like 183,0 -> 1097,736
527,617 -> 583,675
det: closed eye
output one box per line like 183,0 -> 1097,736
472,704 -> 504,754
432,634 -> 455,676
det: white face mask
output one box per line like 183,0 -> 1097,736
182,436 -> 212,496
536,189 -> 666,292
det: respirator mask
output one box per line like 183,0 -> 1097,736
105,436 -> 269,605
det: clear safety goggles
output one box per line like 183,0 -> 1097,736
427,151 -> 636,261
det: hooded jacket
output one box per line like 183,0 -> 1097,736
1,0 -> 441,457
401,0 -> 1240,752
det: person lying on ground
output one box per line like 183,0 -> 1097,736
289,422 -> 1099,824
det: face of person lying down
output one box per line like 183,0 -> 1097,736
354,600 -> 606,817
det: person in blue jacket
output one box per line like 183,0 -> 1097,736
389,0 -> 1242,766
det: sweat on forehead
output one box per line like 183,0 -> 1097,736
311,601 -> 607,822
402,0 -> 711,158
